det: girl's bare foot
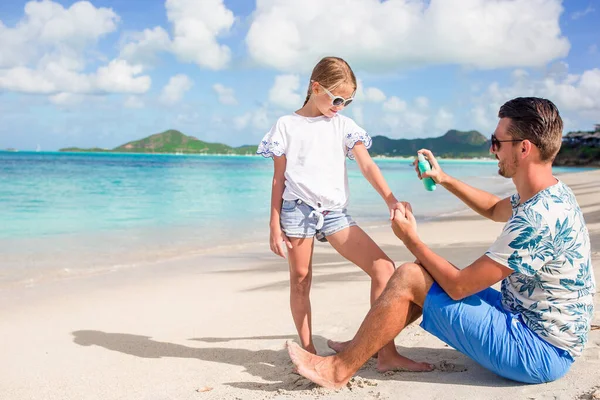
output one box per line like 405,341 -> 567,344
305,343 -> 317,355
286,341 -> 350,390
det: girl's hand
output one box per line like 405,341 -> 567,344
391,208 -> 418,243
388,201 -> 413,220
270,227 -> 293,258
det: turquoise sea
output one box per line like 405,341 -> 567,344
0,151 -> 591,287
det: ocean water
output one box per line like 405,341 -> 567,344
0,151 -> 590,287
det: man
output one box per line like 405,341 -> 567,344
286,97 -> 595,387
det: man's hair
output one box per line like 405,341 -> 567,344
498,97 -> 563,162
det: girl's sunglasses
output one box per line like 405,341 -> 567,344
314,81 -> 354,107
491,134 -> 523,152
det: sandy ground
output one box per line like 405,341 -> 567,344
1,170 -> 599,400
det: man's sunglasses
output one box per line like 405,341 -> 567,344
491,134 -> 523,152
313,81 -> 354,107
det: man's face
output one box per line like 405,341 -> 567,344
491,118 -> 521,178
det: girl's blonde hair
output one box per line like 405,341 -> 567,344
303,57 -> 357,106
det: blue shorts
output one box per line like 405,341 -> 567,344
280,199 -> 356,242
421,283 -> 574,384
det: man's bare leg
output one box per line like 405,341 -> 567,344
287,263 -> 435,389
327,302 -> 424,370
326,228 -> 431,371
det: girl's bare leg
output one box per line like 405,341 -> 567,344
287,237 -> 316,354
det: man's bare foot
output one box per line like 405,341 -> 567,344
327,339 -> 378,358
376,350 -> 433,373
286,340 -> 350,390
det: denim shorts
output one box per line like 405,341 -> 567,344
420,283 -> 574,384
280,199 -> 356,242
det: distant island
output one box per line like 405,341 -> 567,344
59,129 -> 493,158
58,125 -> 600,166
60,130 -> 258,156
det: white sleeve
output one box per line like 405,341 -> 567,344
343,118 -> 372,160
257,120 -> 286,158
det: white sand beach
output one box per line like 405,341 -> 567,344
1,170 -> 599,400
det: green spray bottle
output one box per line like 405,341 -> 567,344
417,153 -> 437,191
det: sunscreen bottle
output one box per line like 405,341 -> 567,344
417,153 -> 437,191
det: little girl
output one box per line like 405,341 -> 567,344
257,57 -> 431,372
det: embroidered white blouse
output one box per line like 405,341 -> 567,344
257,113 -> 372,212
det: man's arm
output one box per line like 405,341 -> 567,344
391,209 -> 513,300
404,236 -> 512,300
417,149 -> 512,223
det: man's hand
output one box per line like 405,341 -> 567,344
414,149 -> 447,184
388,201 -> 412,220
391,208 -> 418,242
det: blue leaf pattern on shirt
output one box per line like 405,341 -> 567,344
489,182 -> 595,358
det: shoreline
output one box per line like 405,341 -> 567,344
8,151 -> 600,168
0,168 -> 591,291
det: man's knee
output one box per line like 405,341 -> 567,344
388,262 -> 431,303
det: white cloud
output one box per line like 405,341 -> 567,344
415,96 -> 429,109
246,0 -> 569,72
119,27 -> 171,67
268,74 -> 303,110
471,105 -> 495,131
571,6 -> 595,20
212,83 -> 237,105
0,1 -> 151,96
364,87 -> 386,103
48,92 -> 85,107
161,74 -> 193,105
234,113 -> 251,130
95,60 -> 150,93
0,59 -> 151,94
120,0 -> 235,70
0,0 -> 119,68
511,69 -> 529,80
352,106 -> 364,126
233,106 -> 274,132
383,96 -> 407,112
380,96 -> 435,137
251,107 -> 271,130
434,108 -> 455,133
167,0 -> 234,69
470,66 -> 600,131
124,95 -> 144,109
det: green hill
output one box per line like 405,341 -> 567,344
61,130 -> 258,155
370,130 -> 491,158
60,128 -> 491,157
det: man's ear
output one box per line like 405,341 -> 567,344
521,140 -> 534,158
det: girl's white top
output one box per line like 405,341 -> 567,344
257,112 -> 372,211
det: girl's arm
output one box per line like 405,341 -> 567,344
352,143 -> 409,219
270,155 -> 292,258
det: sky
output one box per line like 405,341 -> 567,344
0,0 -> 598,151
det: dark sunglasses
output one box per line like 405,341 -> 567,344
491,134 -> 523,152
313,81 -> 354,107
